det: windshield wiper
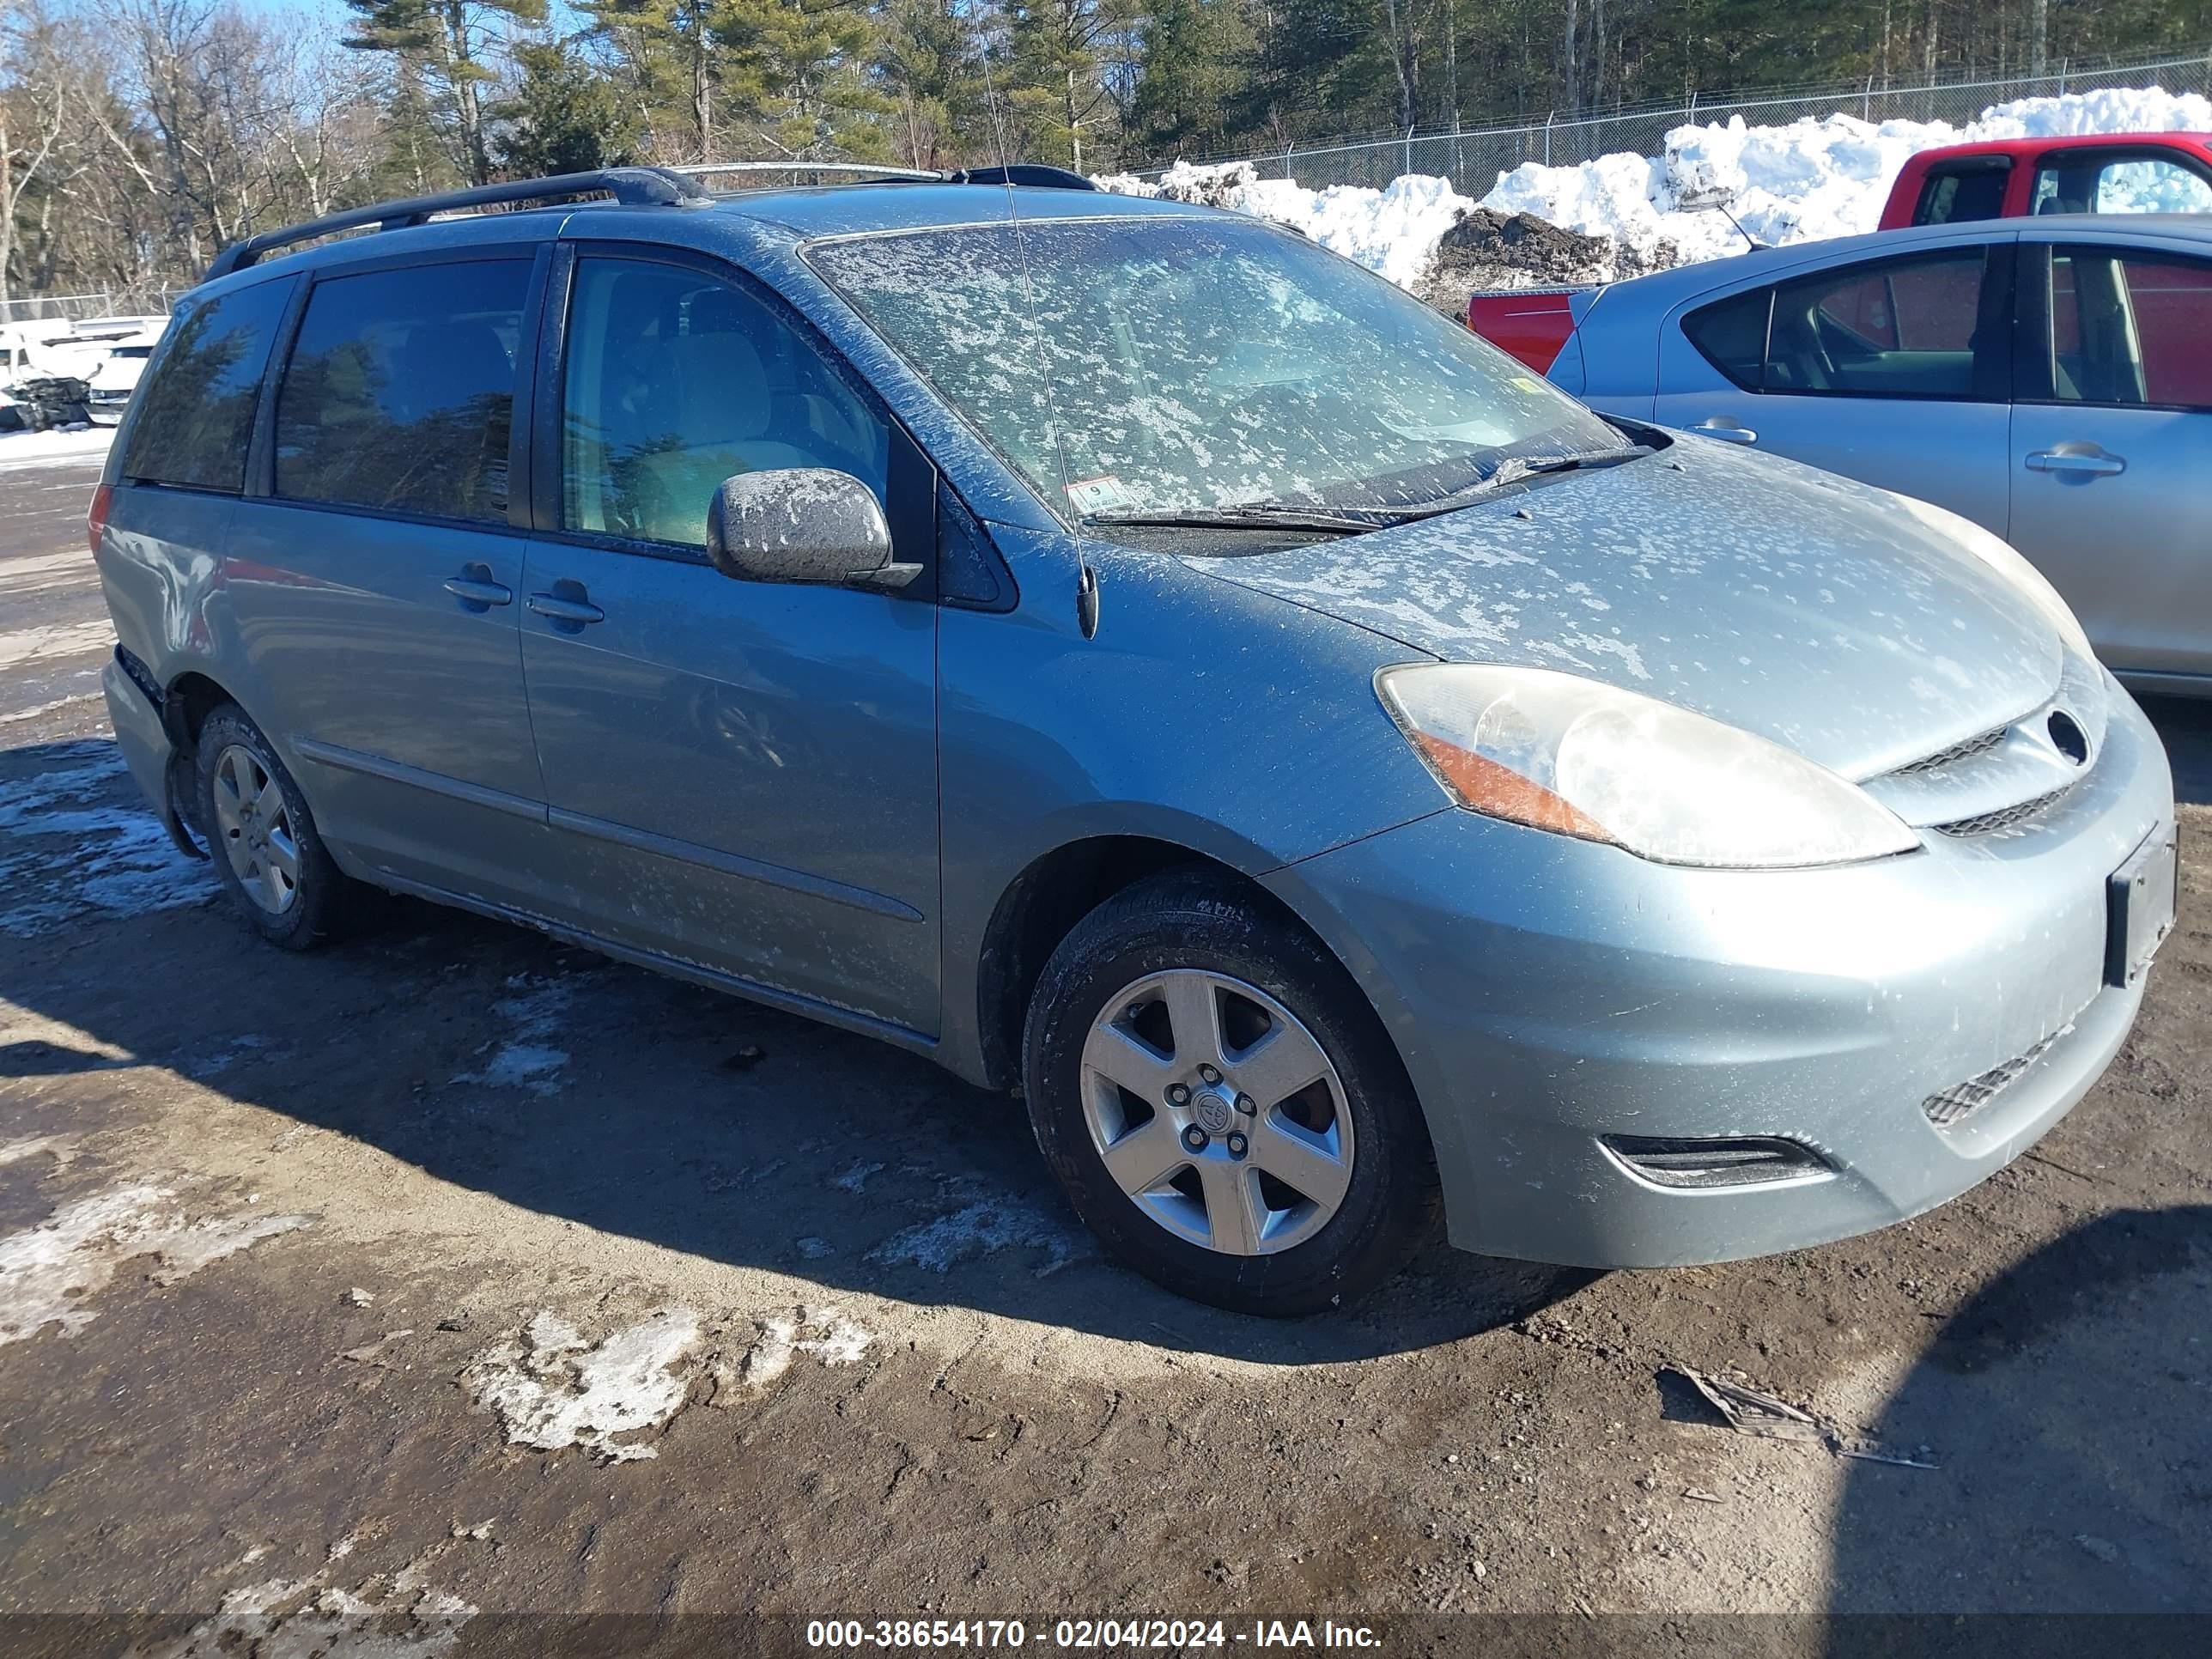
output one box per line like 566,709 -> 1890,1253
1397,444 -> 1654,517
1084,504 -> 1401,535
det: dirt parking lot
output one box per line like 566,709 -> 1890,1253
3,447 -> 2209,1656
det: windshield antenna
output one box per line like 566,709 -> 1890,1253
978,46 -> 1100,640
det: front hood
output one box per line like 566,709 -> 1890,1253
1186,437 -> 2066,780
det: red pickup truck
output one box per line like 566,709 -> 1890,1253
1468,131 -> 2212,374
1879,131 -> 2212,227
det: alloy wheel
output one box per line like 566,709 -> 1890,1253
1079,969 -> 1355,1255
210,744 -> 301,916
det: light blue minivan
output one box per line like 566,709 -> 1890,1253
94,167 -> 2177,1315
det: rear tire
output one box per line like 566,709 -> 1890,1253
194,704 -> 363,950
1022,869 -> 1439,1316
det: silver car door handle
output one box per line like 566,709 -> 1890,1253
526,588 -> 605,626
1693,417 -> 1759,445
2026,449 -> 2126,477
442,575 -> 513,608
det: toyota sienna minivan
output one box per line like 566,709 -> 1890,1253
93,166 -> 2179,1316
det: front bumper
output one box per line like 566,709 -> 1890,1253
1267,680 -> 2176,1268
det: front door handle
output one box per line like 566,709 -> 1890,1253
1693,416 -> 1759,445
442,562 -> 512,610
2026,448 -> 2126,477
526,580 -> 605,628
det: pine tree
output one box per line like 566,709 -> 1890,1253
343,0 -> 550,185
495,40 -> 642,173
1005,0 -> 1127,173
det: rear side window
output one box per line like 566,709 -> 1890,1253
1916,162 -> 2010,226
274,259 -> 530,524
1680,289 -> 1771,389
122,278 -> 295,492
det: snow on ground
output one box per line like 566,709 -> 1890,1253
1099,84 -> 2212,289
0,424 -> 114,471
0,739 -> 216,936
0,1157 -> 310,1346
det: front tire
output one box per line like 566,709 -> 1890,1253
1023,870 -> 1439,1316
194,704 -> 360,950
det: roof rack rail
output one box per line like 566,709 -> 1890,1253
946,165 -> 1098,191
672,161 -> 948,183
203,167 -> 704,281
664,160 -> 1097,192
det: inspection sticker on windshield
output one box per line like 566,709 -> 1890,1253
1066,475 -> 1135,514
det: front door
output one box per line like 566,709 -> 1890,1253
1656,242 -> 2016,534
519,249 -> 940,1036
225,252 -> 553,908
2008,240 -> 2212,681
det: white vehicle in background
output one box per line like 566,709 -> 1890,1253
86,327 -> 166,420
0,320 -> 103,380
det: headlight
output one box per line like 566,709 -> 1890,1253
1886,493 -> 2094,664
1377,665 -> 1921,869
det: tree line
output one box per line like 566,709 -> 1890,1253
2,0 -> 2203,302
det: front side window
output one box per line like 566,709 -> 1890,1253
122,278 -> 295,493
1763,250 -> 1996,399
2033,155 -> 2212,216
274,260 -> 529,524
2046,248 -> 2212,410
809,217 -> 1620,520
561,258 -> 889,550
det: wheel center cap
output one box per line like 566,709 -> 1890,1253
1192,1089 -> 1236,1136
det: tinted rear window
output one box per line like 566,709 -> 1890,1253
1681,289 -> 1771,388
1917,162 -> 2010,226
122,279 -> 295,492
274,260 -> 530,524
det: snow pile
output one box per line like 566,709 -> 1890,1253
1497,84 -> 2212,264
1099,160 -> 1480,288
1100,83 -> 2212,292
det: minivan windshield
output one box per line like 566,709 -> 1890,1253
810,216 -> 1625,522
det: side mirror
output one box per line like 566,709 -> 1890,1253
704,468 -> 920,591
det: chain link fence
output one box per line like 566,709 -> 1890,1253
0,289 -> 181,329
1136,44 -> 2212,197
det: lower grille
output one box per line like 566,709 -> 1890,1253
1602,1134 -> 1829,1189
1923,1032 -> 2062,1127
1933,789 -> 2069,837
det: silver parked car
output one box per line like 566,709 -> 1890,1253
1528,214 -> 2212,696
94,168 -> 2177,1316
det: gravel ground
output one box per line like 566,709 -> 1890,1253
3,449 -> 2209,1656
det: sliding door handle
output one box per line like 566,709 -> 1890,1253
526,581 -> 605,627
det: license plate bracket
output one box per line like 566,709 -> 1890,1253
2106,823 -> 2179,989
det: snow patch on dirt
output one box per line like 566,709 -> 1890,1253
0,1174 -> 310,1345
129,1558 -> 475,1657
464,1307 -> 703,1463
448,975 -> 574,1097
717,1304 -> 875,1393
869,1196 -> 1088,1279
0,740 -> 215,934
0,616 -> 114,671
0,424 -> 115,471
